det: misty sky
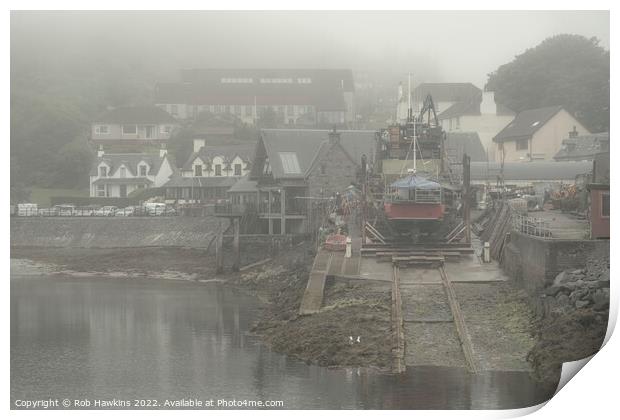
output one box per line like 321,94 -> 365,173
11,10 -> 609,88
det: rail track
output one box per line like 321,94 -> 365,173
387,242 -> 479,374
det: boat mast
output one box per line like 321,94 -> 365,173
409,72 -> 417,174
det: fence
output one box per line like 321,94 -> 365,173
512,213 -> 553,238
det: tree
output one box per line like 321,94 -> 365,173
54,137 -> 94,188
486,34 -> 609,132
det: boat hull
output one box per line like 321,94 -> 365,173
384,202 -> 445,221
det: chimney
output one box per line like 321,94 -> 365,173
328,127 -> 340,144
159,144 -> 167,158
193,138 -> 206,153
569,126 -> 579,138
97,145 -> 105,157
480,91 -> 497,115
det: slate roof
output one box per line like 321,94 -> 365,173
90,153 -> 174,177
493,106 -> 563,143
257,129 -> 377,180
182,144 -> 255,171
444,132 -> 487,162
554,132 -> 609,161
413,83 -> 481,103
466,161 -> 592,182
437,101 -> 480,120
92,177 -> 154,185
94,106 -> 177,124
155,69 -> 354,111
228,176 -> 259,193
163,174 -> 241,188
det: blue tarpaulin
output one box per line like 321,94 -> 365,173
390,175 -> 440,190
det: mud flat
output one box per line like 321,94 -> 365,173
233,246 -> 393,371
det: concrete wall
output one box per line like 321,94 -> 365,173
11,217 -> 226,248
502,231 -> 609,292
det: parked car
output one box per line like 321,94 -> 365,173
144,202 -> 167,216
17,203 -> 38,217
94,206 -> 118,216
132,206 -> 149,217
73,206 -> 97,216
38,207 -> 59,217
164,206 -> 177,216
56,205 -> 76,216
114,206 -> 135,217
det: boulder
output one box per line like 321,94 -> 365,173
575,300 -> 590,309
553,271 -> 568,286
556,293 -> 570,308
544,285 -> 570,297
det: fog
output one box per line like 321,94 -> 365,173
11,10 -> 609,86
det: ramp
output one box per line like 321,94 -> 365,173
299,249 -> 333,315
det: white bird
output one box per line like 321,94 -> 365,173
349,336 -> 354,344
356,336 -> 361,343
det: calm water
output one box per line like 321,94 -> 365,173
11,271 -> 556,409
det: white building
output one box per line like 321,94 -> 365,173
89,147 -> 176,198
90,106 -> 179,151
163,139 -> 254,203
154,69 -> 355,127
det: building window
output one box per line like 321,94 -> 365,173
516,139 -> 529,151
215,164 -> 222,176
195,164 -> 203,177
602,193 -> 610,218
139,165 -> 147,176
96,185 -> 106,197
245,105 -> 252,117
120,167 -> 127,178
234,163 -> 242,176
456,117 -> 460,129
160,125 -> 172,134
122,125 -> 137,135
99,166 -> 107,177
95,125 -> 109,135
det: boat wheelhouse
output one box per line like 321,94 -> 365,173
384,174 -> 445,221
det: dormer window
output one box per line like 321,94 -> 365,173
99,166 -> 107,177
95,125 -> 109,135
234,163 -> 242,176
139,165 -> 147,176
215,164 -> 222,176
194,164 -> 203,177
120,167 -> 127,178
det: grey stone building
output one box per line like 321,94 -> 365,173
224,129 -> 376,234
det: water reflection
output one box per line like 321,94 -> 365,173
11,274 -> 556,409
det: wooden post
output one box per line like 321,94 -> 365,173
361,154 -> 367,245
280,188 -> 286,235
232,218 -> 240,272
215,222 -> 224,274
463,153 -> 471,244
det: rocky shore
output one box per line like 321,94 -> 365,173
528,254 -> 610,381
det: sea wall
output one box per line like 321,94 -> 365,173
10,217 -> 225,248
502,231 -> 609,292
